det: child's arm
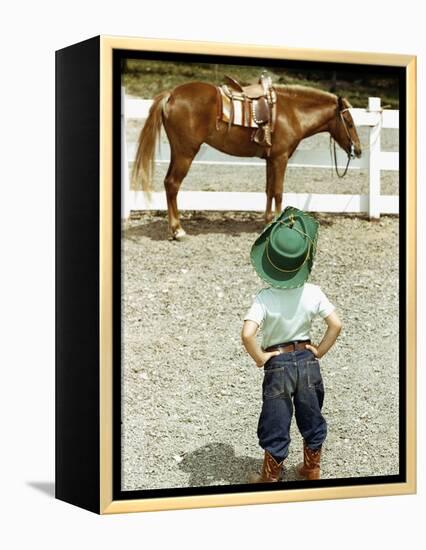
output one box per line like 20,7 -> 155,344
306,311 -> 342,359
241,320 -> 280,368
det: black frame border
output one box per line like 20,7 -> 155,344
56,36 -> 101,514
112,48 -> 407,502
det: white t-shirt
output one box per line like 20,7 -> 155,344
244,283 -> 335,350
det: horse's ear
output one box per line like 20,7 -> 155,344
337,96 -> 344,110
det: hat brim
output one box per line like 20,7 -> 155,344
250,208 -> 318,288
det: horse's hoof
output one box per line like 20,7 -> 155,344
171,228 -> 187,241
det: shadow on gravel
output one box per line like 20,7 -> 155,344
124,215 -> 265,242
177,443 -> 303,486
178,443 -> 262,486
123,212 -> 381,242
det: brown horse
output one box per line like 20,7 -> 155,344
132,83 -> 362,239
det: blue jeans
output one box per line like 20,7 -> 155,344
258,349 -> 327,461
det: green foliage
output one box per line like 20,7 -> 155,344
122,59 -> 399,108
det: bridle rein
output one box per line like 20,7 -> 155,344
331,102 -> 357,178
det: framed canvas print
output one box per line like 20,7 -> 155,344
55,35 -> 416,514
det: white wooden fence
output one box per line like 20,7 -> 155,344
121,89 -> 399,219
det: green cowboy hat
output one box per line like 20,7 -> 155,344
250,206 -> 319,288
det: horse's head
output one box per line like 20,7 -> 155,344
330,96 -> 362,159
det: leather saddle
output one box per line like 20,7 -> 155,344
219,74 -> 277,150
224,75 -> 269,99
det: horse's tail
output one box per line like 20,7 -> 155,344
132,91 -> 170,193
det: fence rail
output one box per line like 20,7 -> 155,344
121,91 -> 399,219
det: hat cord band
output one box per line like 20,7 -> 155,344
266,239 -> 312,273
278,220 -> 315,244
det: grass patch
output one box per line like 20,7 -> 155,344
122,59 -> 399,108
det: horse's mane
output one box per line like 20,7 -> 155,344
276,84 -> 337,104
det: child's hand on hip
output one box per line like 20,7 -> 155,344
306,312 -> 342,359
256,350 -> 281,368
306,343 -> 321,358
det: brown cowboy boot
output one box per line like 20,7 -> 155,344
296,442 -> 322,480
249,451 -> 284,483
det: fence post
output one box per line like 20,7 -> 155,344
121,86 -> 131,220
367,97 -> 382,219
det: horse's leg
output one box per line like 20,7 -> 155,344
164,153 -> 195,240
270,155 -> 288,218
265,160 -> 274,224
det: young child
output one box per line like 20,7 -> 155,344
242,206 -> 342,482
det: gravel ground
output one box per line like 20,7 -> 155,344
121,211 -> 399,491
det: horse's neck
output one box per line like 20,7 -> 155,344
297,102 -> 336,138
280,91 -> 337,139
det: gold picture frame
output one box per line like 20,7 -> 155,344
56,35 -> 416,514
